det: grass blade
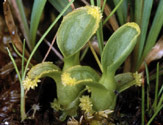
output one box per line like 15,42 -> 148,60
7,48 -> 26,120
135,0 -> 144,26
141,84 -> 145,125
152,63 -> 159,111
141,0 -> 163,65
147,105 -> 163,125
145,62 -> 150,111
135,0 -> 153,68
103,0 -> 123,25
113,0 -> 127,25
30,0 -> 47,49
90,0 -> 95,6
22,40 -> 25,79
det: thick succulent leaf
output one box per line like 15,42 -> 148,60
27,62 -> 60,80
115,72 -> 134,93
77,82 -> 116,111
58,65 -> 100,106
59,89 -> 86,121
101,22 -> 140,74
56,80 -> 84,107
64,65 -> 100,82
57,6 -> 102,57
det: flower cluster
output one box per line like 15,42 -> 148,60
23,77 -> 40,91
133,72 -> 143,87
61,72 -> 77,86
87,6 -> 102,20
79,96 -> 93,114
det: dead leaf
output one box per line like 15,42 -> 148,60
3,0 -> 29,57
139,36 -> 163,71
9,0 -> 31,51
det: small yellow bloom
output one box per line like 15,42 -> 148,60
23,77 -> 40,91
51,99 -> 62,111
79,96 -> 93,114
87,6 -> 102,20
133,72 -> 143,87
61,72 -> 77,86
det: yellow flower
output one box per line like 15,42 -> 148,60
23,76 -> 40,91
133,72 -> 143,87
79,96 -> 93,114
87,6 -> 102,21
51,99 -> 62,111
61,72 -> 77,86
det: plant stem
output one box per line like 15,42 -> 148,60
141,84 -> 145,125
147,105 -> 163,125
145,63 -> 150,112
153,63 -> 159,111
90,0 -> 95,5
7,48 -> 26,121
20,84 -> 26,121
88,42 -> 103,72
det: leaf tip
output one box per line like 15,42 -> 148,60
126,22 -> 140,34
87,6 -> 102,22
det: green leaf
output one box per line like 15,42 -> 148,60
30,0 -> 47,49
57,65 -> 100,107
57,6 -> 102,57
48,0 -> 72,16
27,62 -> 60,80
101,22 -> 140,74
77,81 -> 116,111
115,72 -> 135,93
64,65 -> 100,81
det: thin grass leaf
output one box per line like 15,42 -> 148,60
12,44 -> 28,63
158,85 -> 163,97
157,93 -> 163,110
135,0 -> 144,26
7,48 -> 26,120
90,0 -> 95,6
96,0 -> 101,7
30,0 -> 47,49
48,0 -> 72,16
102,0 -> 107,12
145,62 -> 150,111
7,48 -> 22,83
113,0 -> 127,25
140,0 -> 163,66
96,24 -> 104,55
134,0 -> 153,68
22,40 -> 25,79
141,84 -> 145,125
103,0 -> 123,25
152,63 -> 159,111
147,105 -> 163,125
23,0 -> 75,79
